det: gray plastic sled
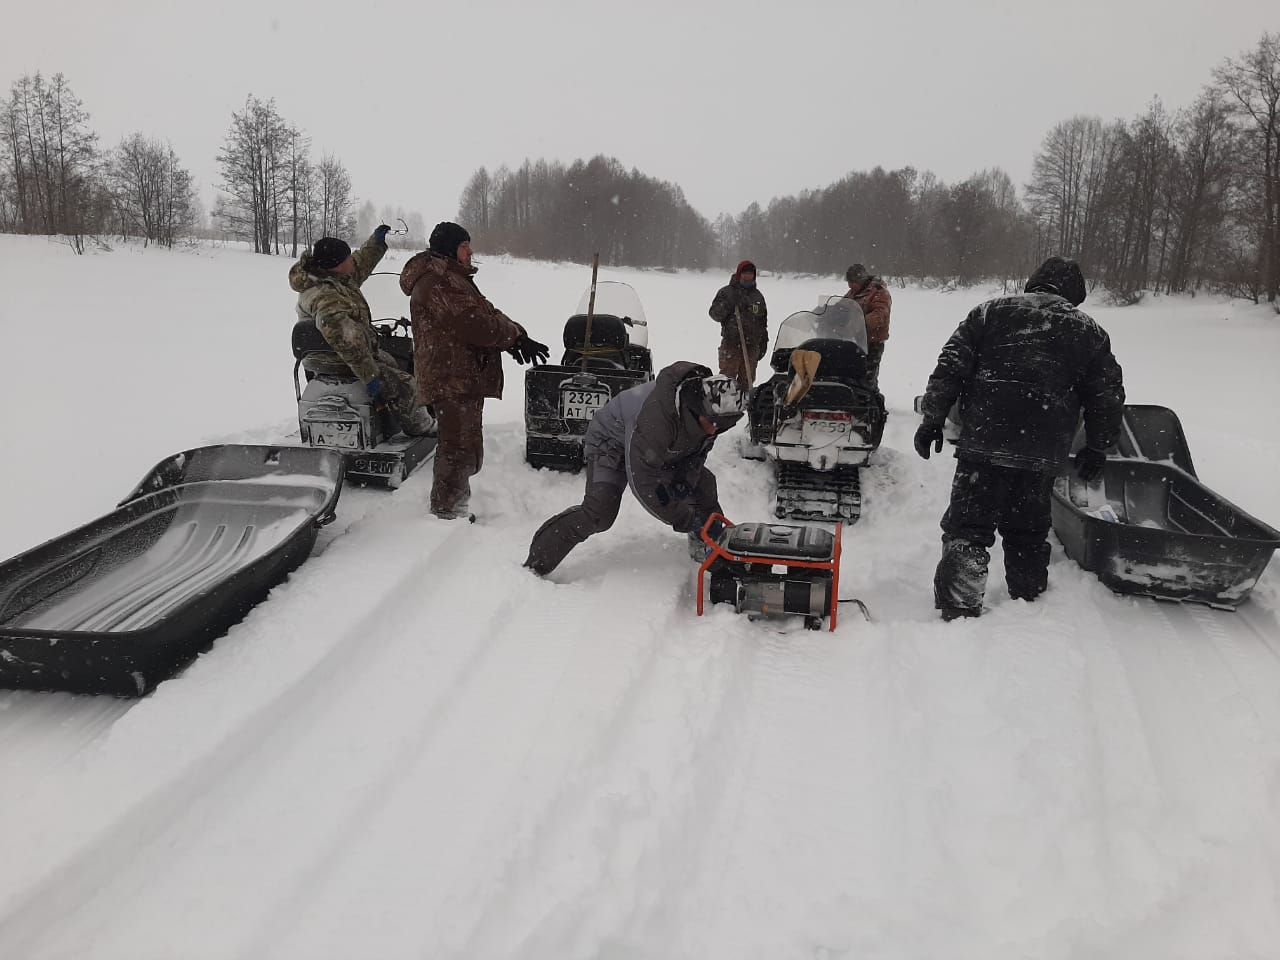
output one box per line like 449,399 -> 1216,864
0,445 -> 345,696
1051,405 -> 1279,609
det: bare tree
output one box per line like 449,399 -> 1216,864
0,72 -> 100,250
1215,32 -> 1280,302
216,95 -> 291,253
315,153 -> 354,238
110,133 -> 197,246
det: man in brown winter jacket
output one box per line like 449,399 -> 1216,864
709,259 -> 768,387
400,222 -> 549,520
844,263 -> 893,390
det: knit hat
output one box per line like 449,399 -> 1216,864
311,237 -> 351,270
736,259 -> 757,278
429,221 -> 472,259
845,263 -> 872,286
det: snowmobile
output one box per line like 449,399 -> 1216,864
291,306 -> 436,487
741,295 -> 886,522
524,280 -> 654,471
0,445 -> 346,696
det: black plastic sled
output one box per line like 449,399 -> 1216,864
525,281 -> 654,471
0,445 -> 345,696
1051,405 -> 1280,609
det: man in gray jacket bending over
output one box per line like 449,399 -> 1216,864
524,362 -> 747,577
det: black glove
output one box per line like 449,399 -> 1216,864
509,334 -> 551,366
373,224 -> 391,244
704,516 -> 729,542
1075,447 -> 1107,483
913,421 -> 945,459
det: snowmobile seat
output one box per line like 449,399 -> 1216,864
300,352 -> 357,378
292,318 -> 331,360
772,339 -> 869,383
561,314 -> 630,368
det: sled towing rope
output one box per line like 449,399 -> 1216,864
696,515 -> 848,631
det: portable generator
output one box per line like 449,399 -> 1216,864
696,515 -> 843,630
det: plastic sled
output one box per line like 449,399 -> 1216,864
0,445 -> 345,696
1051,405 -> 1279,609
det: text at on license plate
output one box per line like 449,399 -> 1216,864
314,421 -> 361,449
561,388 -> 609,420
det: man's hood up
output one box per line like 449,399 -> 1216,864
1025,257 -> 1086,306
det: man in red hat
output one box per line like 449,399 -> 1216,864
709,259 -> 768,387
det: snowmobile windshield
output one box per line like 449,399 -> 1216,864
576,281 -> 648,347
772,295 -> 868,354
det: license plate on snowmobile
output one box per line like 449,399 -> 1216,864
801,411 -> 851,442
561,387 -> 609,421
313,421 -> 362,449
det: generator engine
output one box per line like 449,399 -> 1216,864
696,517 -> 843,630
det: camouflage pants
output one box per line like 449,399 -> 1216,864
430,397 -> 484,515
934,459 -> 1054,614
374,350 -> 431,435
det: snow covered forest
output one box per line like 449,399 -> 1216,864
2,32 -> 1279,303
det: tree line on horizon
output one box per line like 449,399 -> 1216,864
459,31 -> 1278,305
1,29 -> 1276,304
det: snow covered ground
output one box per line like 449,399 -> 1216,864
1,233 -> 1279,958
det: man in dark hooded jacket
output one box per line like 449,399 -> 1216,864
709,260 -> 768,387
524,363 -> 747,577
915,256 -> 1125,620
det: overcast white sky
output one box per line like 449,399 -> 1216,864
4,0 -> 1276,230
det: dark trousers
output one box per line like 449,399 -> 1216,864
933,458 -> 1054,613
430,397 -> 484,515
865,341 -> 885,391
718,337 -> 764,387
525,461 -> 627,575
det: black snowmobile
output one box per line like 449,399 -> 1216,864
291,296 -> 436,487
524,280 -> 654,471
741,295 -> 886,521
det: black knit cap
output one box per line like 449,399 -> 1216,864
1025,256 -> 1087,306
311,237 -> 351,270
845,263 -> 871,286
429,222 -> 471,259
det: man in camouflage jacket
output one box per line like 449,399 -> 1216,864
915,256 -> 1125,620
400,222 -> 549,520
709,259 -> 768,387
843,263 -> 893,390
290,226 -> 433,435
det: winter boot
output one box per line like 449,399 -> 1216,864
403,405 -> 438,438
431,494 -> 474,523
939,606 -> 982,622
